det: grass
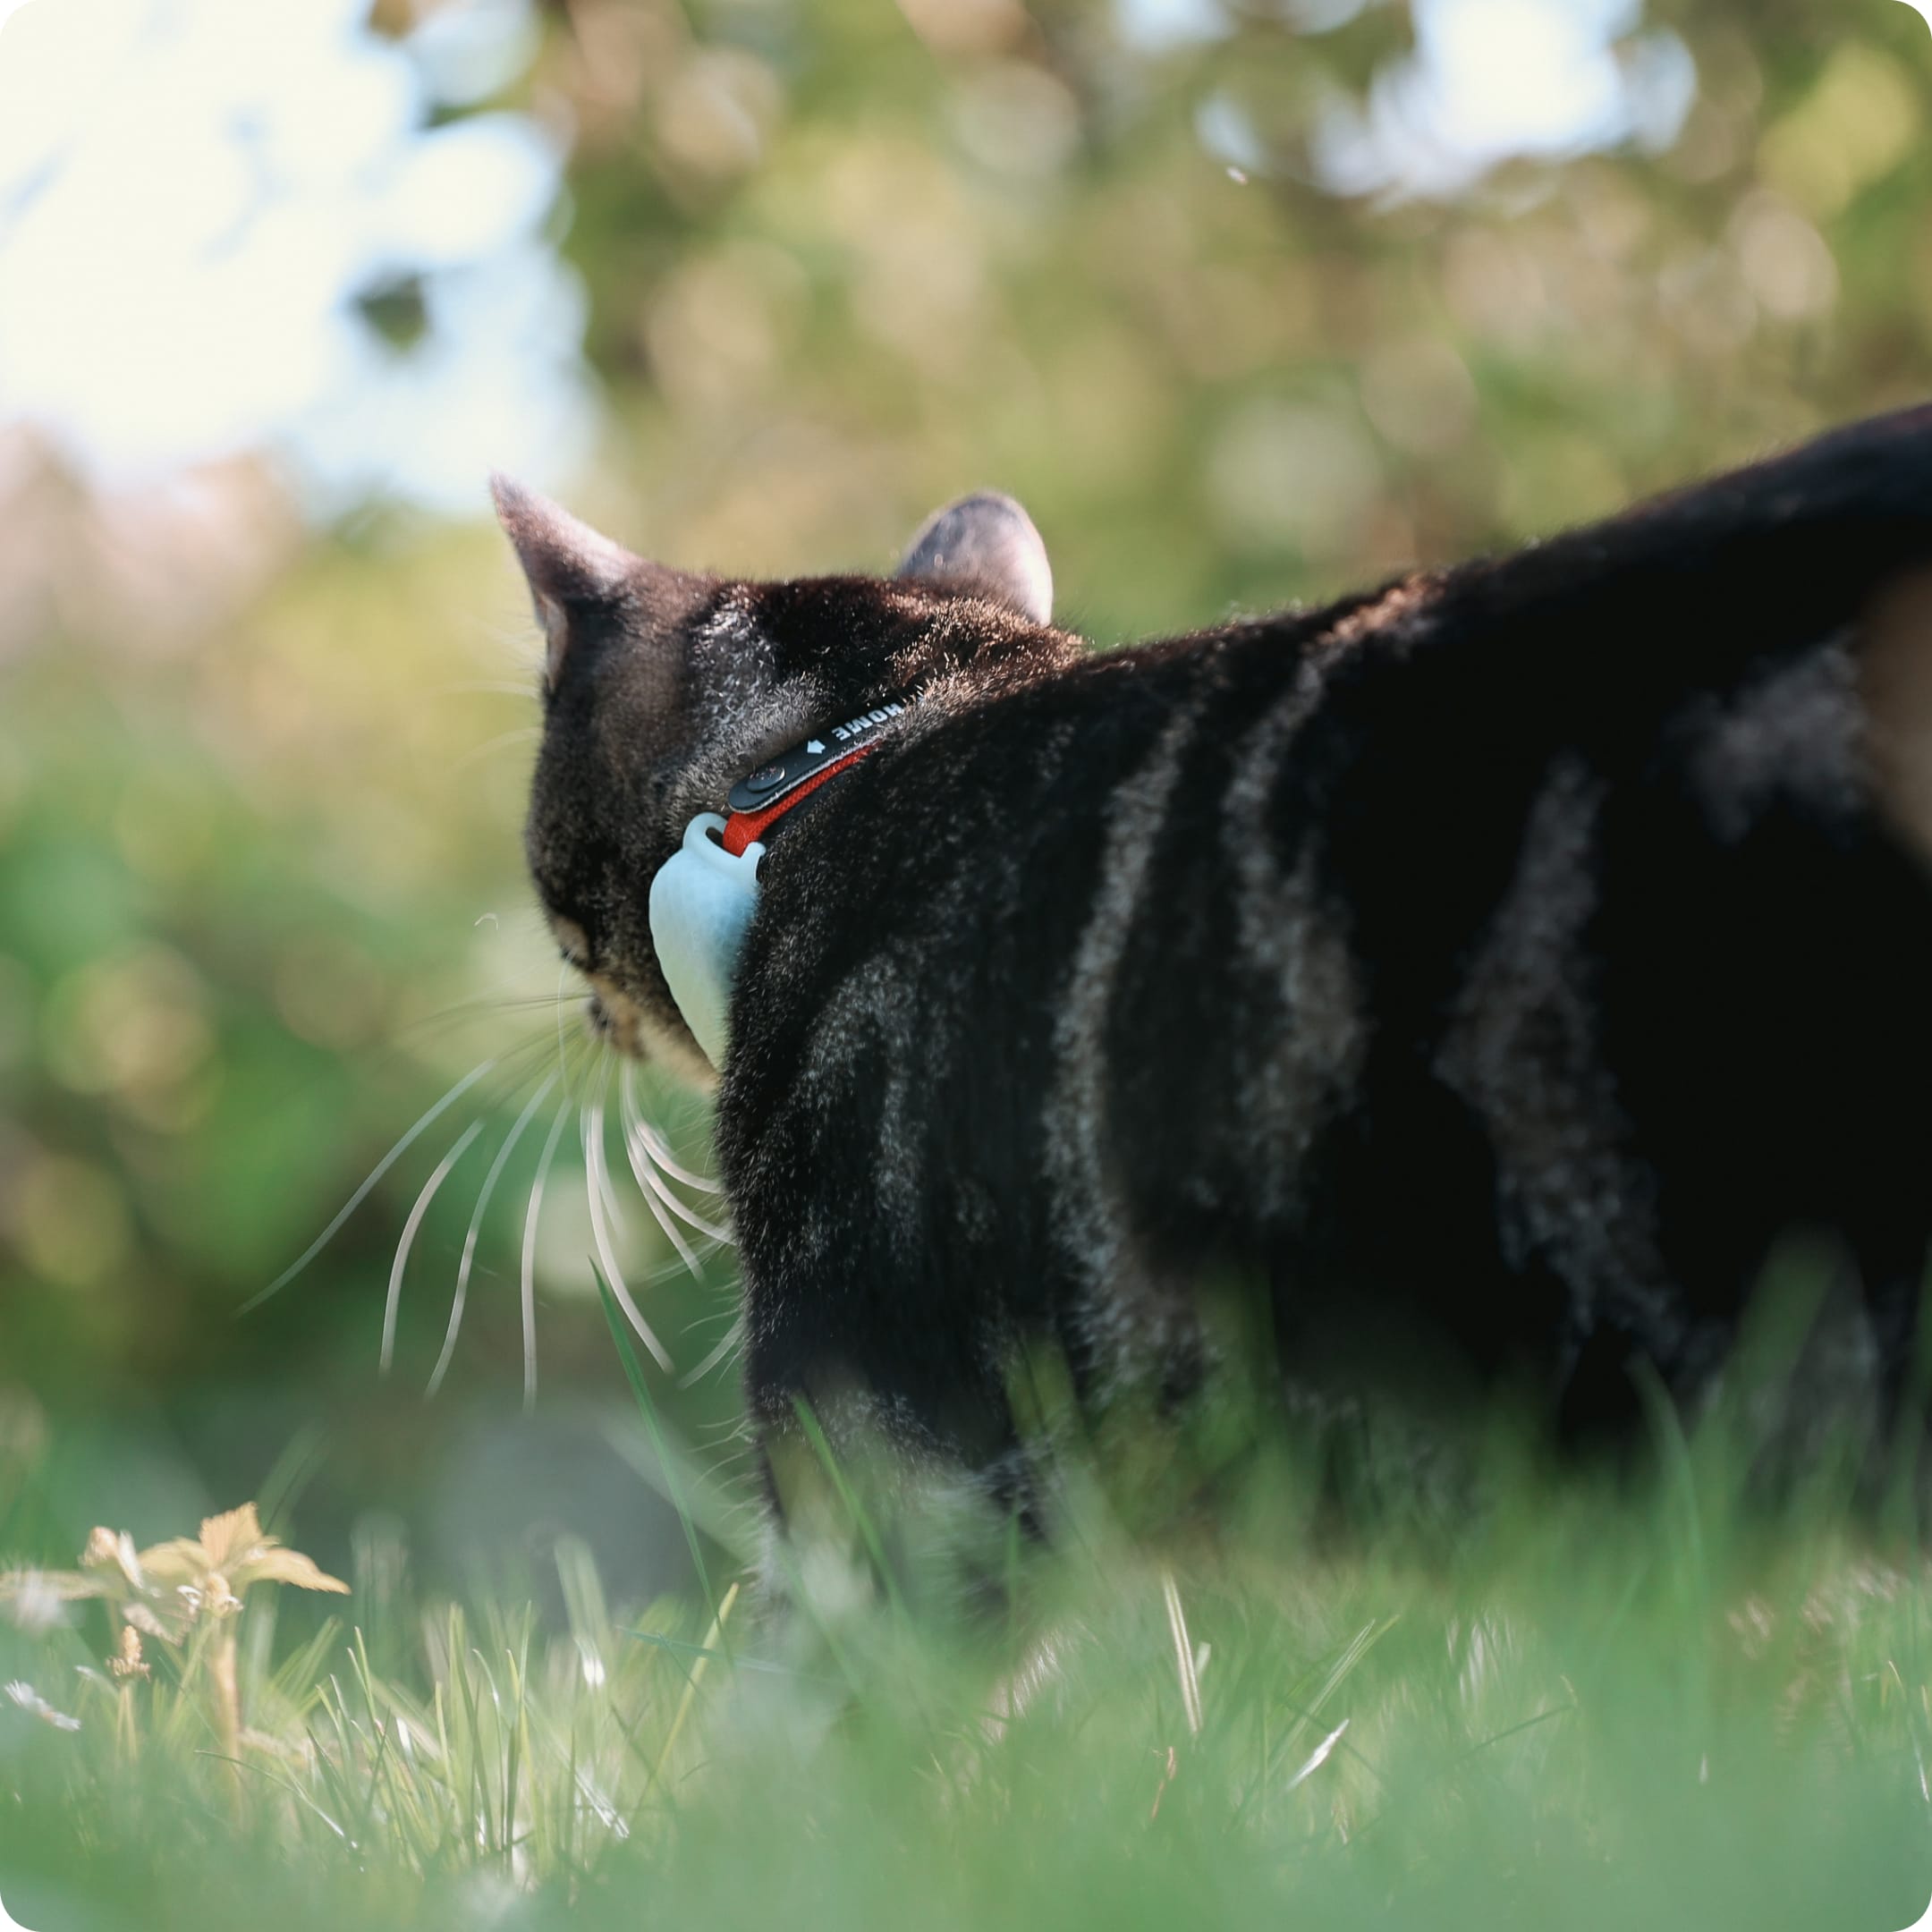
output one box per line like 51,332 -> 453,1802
6,1321 -> 1932,1932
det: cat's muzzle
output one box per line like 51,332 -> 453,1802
583,986 -> 645,1058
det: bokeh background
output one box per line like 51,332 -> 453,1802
3,0 -> 1929,1597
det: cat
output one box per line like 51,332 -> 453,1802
496,405 -> 1932,1555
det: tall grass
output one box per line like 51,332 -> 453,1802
4,1308 -> 1932,1932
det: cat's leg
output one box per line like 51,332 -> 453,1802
736,1270 -> 1044,1633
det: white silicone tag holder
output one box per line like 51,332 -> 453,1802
648,814 -> 762,1070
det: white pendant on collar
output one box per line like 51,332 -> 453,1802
648,815 -> 763,1070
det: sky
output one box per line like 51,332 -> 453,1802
0,0 -> 1696,521
0,0 -> 594,514
1308,0 -> 1696,197
1123,0 -> 1697,198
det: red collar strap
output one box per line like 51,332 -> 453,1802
721,743 -> 874,856
719,693 -> 915,859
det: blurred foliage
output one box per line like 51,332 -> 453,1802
6,0 -> 1932,1584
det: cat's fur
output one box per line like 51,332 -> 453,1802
498,407 -> 1932,1536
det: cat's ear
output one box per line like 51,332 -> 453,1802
491,474 -> 641,688
895,490 -> 1053,625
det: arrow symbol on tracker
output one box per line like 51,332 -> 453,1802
806,739 -> 825,755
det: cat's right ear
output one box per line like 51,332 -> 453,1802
896,491 -> 1054,624
491,475 -> 641,690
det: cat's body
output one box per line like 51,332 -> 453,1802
500,407 -> 1932,1536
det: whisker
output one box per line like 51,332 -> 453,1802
556,962 -> 578,1080
521,1097 -> 575,1414
368,1011 -> 570,1084
582,1095 -> 675,1373
589,1070 -> 631,1228
609,1076 -> 709,1279
428,1070 -> 560,1398
677,1317 -> 745,1391
241,1055 -> 501,1313
397,996 -> 590,1038
644,1252 -> 703,1286
644,1165 -> 730,1245
621,1062 -> 722,1193
619,1072 -> 733,1247
381,1120 -> 486,1377
624,1142 -> 708,1279
451,726 -> 542,777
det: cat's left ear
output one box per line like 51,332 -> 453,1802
895,490 -> 1053,624
492,474 -> 642,689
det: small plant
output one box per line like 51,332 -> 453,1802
2,1503 -> 346,1762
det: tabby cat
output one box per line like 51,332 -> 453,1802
497,406 -> 1932,1543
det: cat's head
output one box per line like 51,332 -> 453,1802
495,482 -> 1079,1084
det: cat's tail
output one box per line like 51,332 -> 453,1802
1860,555 -> 1932,863
1779,403 -> 1932,860
1436,402 -> 1932,861
1696,403 -> 1932,869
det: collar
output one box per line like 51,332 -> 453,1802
647,691 -> 920,1067
719,693 -> 914,856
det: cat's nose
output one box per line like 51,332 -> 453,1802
581,981 -> 646,1057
